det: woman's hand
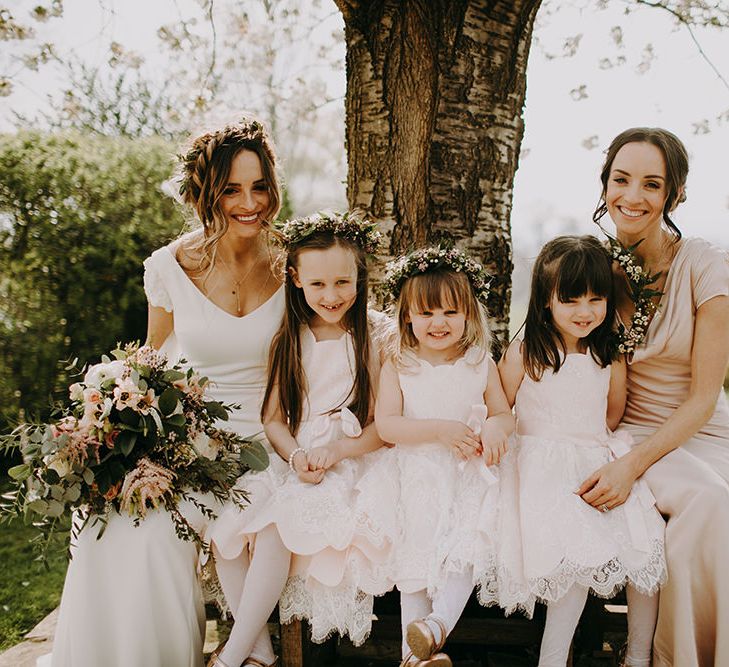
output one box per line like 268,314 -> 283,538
436,420 -> 481,460
575,456 -> 639,511
291,449 -> 325,485
480,420 -> 509,466
307,442 -> 343,471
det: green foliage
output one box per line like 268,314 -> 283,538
0,511 -> 68,651
0,130 -> 185,435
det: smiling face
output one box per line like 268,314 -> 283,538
290,244 -> 358,329
548,291 -> 608,351
220,150 -> 271,239
605,142 -> 670,243
407,298 -> 467,360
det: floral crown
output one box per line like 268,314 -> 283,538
274,211 -> 383,254
382,244 -> 491,305
177,118 -> 268,197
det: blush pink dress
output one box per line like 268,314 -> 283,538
618,237 -> 729,667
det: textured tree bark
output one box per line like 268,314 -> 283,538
335,0 -> 542,349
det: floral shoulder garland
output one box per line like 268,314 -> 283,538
606,236 -> 663,355
275,210 -> 382,255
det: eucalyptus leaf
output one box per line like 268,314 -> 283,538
239,441 -> 269,471
165,413 -> 186,427
8,464 -> 31,481
158,387 -> 180,416
82,468 -> 95,485
65,484 -> 82,502
28,499 -> 49,514
46,499 -> 65,518
161,369 -> 185,382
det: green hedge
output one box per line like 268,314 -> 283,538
0,131 -> 185,440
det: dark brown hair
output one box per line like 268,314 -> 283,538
592,127 -> 688,239
262,232 -> 371,435
523,235 -> 616,380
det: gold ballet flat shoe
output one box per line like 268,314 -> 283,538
206,641 -> 229,667
406,616 -> 448,660
399,652 -> 452,667
243,657 -> 279,667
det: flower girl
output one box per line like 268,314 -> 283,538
497,235 -> 666,667
207,212 -> 395,667
375,246 -> 515,667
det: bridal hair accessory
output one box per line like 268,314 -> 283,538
275,210 -> 383,254
382,244 -> 491,306
177,117 -> 267,197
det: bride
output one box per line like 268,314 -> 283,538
42,117 -> 285,667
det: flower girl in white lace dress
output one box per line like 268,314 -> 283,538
206,213 -> 395,667
497,236 -> 666,667
375,247 -> 515,667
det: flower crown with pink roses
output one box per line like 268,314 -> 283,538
382,244 -> 492,306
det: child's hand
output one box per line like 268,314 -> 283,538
480,419 -> 509,465
436,420 -> 481,460
291,449 -> 325,484
307,442 -> 343,470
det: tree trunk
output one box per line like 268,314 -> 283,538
335,0 -> 542,349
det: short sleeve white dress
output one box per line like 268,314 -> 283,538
43,244 -> 284,667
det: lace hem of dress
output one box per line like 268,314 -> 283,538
200,555 -> 231,618
143,261 -> 173,312
476,538 -> 666,618
279,574 -> 375,647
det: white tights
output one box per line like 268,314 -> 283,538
213,524 -> 291,666
539,585 -> 658,667
399,569 -> 474,657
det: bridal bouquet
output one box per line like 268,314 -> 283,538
1,342 -> 268,548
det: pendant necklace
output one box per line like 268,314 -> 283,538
216,251 -> 259,316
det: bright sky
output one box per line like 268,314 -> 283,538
2,0 -> 728,255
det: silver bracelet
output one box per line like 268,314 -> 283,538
288,447 -> 306,473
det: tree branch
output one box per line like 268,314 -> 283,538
634,0 -> 729,94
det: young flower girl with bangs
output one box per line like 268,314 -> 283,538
497,235 -> 666,667
375,246 -> 515,667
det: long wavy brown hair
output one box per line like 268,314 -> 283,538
177,118 -> 282,271
261,231 -> 372,436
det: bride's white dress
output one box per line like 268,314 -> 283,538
41,244 -> 284,667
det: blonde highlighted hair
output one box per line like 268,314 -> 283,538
393,268 -> 490,367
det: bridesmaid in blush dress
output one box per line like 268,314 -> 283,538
576,127 -> 729,667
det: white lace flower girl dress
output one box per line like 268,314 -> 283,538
208,325 -> 397,646
496,353 -> 666,616
392,347 -> 499,599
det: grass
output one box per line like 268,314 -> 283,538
0,486 -> 69,651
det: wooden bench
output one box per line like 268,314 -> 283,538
277,590 -> 628,666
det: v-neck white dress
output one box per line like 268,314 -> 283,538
42,244 -> 284,667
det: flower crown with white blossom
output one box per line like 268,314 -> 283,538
382,244 -> 491,306
275,210 -> 383,254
